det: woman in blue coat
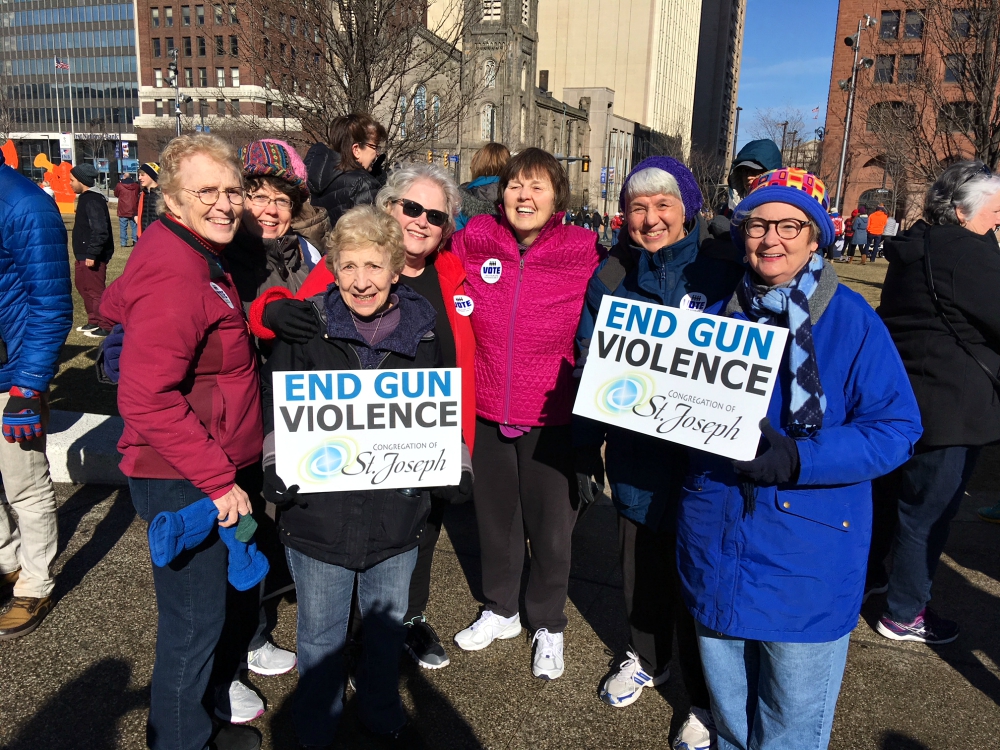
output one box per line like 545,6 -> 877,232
676,169 -> 922,750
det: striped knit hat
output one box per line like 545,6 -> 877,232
139,162 -> 160,181
239,139 -> 308,197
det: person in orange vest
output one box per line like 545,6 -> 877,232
865,204 -> 889,263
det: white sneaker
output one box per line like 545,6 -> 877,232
247,641 -> 297,676
454,610 -> 522,651
214,680 -> 264,724
531,628 -> 564,680
599,649 -> 670,707
672,706 -> 716,750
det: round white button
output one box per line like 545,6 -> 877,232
480,258 -> 503,284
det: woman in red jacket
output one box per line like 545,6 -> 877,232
247,162 -> 474,670
100,134 -> 264,750
450,149 -> 603,681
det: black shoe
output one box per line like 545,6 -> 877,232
85,328 -> 110,338
208,723 -> 261,750
405,616 -> 450,669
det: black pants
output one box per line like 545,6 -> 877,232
877,446 -> 980,622
472,418 -> 577,632
405,495 -> 448,621
618,513 -> 710,709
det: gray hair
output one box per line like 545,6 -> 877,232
623,168 -> 683,211
375,162 -> 463,240
925,160 -> 1000,226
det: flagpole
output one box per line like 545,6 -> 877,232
53,57 -> 63,147
67,56 -> 77,164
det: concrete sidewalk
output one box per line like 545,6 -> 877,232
0,482 -> 998,749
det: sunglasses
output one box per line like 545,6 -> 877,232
395,199 -> 449,227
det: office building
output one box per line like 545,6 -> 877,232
0,0 -> 140,179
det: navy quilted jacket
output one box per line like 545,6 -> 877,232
0,152 -> 73,392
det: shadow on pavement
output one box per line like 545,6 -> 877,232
53,485 -> 134,604
879,731 -> 930,749
2,658 -> 147,750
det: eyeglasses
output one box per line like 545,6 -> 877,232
395,199 -> 449,227
742,218 -> 811,240
366,142 -> 385,155
184,187 -> 246,205
248,193 -> 293,211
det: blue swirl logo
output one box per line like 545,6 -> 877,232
596,373 -> 654,415
298,439 -> 359,484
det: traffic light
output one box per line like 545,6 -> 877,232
427,151 -> 433,164
582,158 -> 590,173
443,152 -> 449,167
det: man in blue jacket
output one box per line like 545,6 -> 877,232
0,151 -> 73,640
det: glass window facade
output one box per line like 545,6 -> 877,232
0,0 -> 140,141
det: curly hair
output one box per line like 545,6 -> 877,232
156,134 -> 243,208
325,204 -> 406,275
375,162 -> 462,240
924,160 -> 1000,226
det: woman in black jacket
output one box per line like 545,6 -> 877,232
303,113 -> 387,226
260,205 -> 441,746
873,160 -> 1000,644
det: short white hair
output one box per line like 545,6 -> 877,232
375,162 -> 462,239
623,168 -> 683,210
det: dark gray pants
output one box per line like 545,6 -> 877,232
618,513 -> 710,709
472,418 -> 577,633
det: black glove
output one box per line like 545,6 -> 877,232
263,299 -> 320,344
263,464 -> 305,510
732,418 -> 800,486
431,470 -> 473,504
370,153 -> 387,181
574,444 -> 605,515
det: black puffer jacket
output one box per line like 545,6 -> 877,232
304,142 -> 380,227
879,220 -> 1000,447
261,284 -> 442,569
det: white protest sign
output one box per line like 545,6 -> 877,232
573,297 -> 789,461
273,368 -> 462,493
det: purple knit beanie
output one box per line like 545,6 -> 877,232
619,156 -> 703,221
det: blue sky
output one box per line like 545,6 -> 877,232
736,0 -> 839,150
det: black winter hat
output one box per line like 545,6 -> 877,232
71,164 -> 99,187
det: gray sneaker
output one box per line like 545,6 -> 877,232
214,680 -> 264,724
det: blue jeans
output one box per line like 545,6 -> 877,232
865,234 -> 883,260
130,477 -> 229,750
696,624 -> 850,750
119,216 -> 137,245
286,545 -> 418,746
884,445 -> 980,622
612,229 -> 620,245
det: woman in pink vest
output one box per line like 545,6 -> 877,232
450,148 -> 603,680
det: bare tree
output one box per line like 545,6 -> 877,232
0,84 -> 14,143
855,0 -> 1000,188
747,106 -> 806,151
233,0 -> 481,160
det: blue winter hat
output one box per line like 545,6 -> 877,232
730,168 -> 836,250
619,156 -> 703,221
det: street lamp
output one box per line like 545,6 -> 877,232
834,14 -> 878,212
732,106 -> 743,163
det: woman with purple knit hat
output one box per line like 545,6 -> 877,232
575,155 -> 743,749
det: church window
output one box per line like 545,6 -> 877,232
414,85 -> 426,137
399,94 -> 407,138
521,0 -> 529,25
484,59 -> 497,88
481,103 -> 496,142
483,0 -> 501,22
520,105 -> 526,142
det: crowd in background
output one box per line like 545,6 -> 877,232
1,112 -> 999,750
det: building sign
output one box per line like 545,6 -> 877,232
573,297 -> 788,461
273,369 -> 462,492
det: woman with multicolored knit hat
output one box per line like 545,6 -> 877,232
676,168 -> 922,750
575,155 -> 745,750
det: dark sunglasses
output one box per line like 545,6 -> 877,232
395,199 -> 449,227
961,163 -> 992,189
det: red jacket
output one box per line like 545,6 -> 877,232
113,180 -> 140,218
248,249 -> 478,452
450,212 -> 602,427
100,218 -> 263,499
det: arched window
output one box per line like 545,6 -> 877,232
484,59 -> 497,89
399,94 -> 407,138
431,94 -> 440,138
520,105 -> 526,143
521,62 -> 527,91
481,103 -> 496,142
414,85 -> 426,137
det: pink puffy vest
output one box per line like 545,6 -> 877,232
451,212 -> 602,426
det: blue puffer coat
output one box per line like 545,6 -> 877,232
0,152 -> 73,392
575,220 -> 745,530
677,284 -> 922,642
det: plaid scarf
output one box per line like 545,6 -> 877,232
738,252 -> 826,437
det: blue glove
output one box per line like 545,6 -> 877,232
3,386 -> 44,443
218,524 -> 270,591
97,324 -> 125,384
147,497 -> 219,567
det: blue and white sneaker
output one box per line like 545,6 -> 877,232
599,649 -> 669,707
672,706 -> 716,749
876,607 -> 959,644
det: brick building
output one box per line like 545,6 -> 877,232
821,1 -> 993,222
